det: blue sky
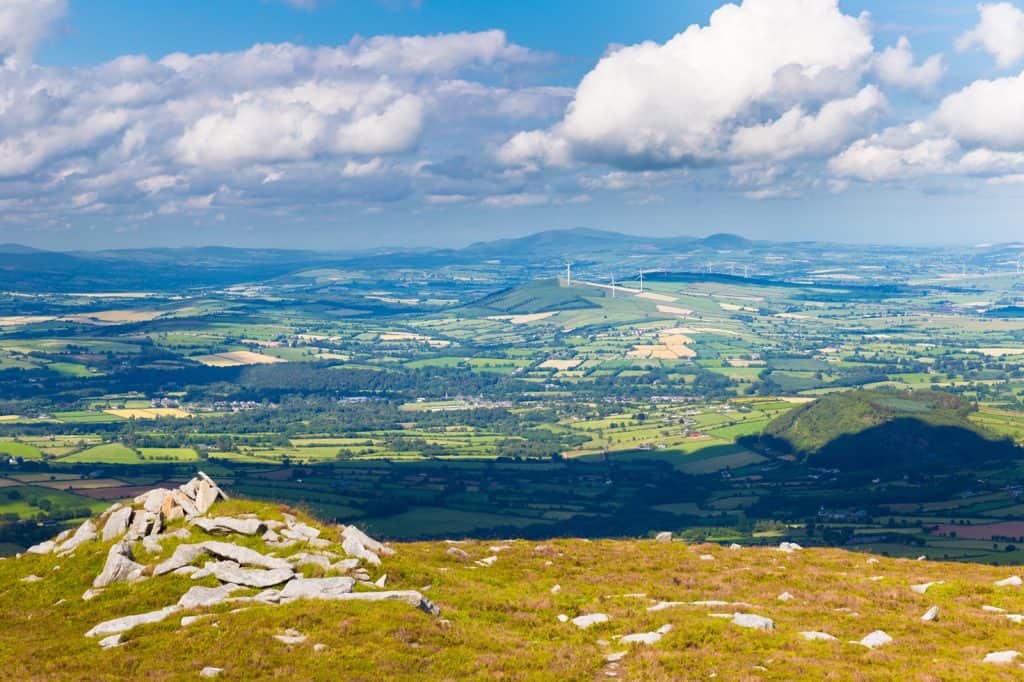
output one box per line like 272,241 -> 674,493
2,0 -> 1024,249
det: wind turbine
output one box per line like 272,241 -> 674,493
639,268 -> 644,293
610,273 -> 616,298
565,261 -> 573,286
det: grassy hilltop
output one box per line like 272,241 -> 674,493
759,389 -> 1019,470
6,493 -> 1024,680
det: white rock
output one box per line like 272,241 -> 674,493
983,651 -> 1021,665
476,555 -> 498,567
342,536 -> 381,567
313,644 -> 328,653
25,540 -> 55,555
191,517 -> 266,536
911,581 -> 943,594
1005,614 -> 1024,624
57,520 -> 98,554
866,557 -> 879,565
446,546 -> 470,561
800,631 -> 837,641
995,576 -> 1023,587
98,634 -> 122,650
699,554 -> 715,561
858,630 -> 893,649
273,634 -> 307,645
320,590 -> 440,615
203,541 -> 291,570
647,601 -> 687,612
21,574 -> 42,583
728,543 -> 742,550
605,651 -> 628,663
572,613 -> 610,629
207,561 -> 294,588
374,574 -> 388,589
557,614 -> 569,623
178,584 -> 242,609
654,532 -> 672,543
105,510 -> 135,544
341,525 -> 393,556
777,542 -> 802,553
153,543 -> 209,576
982,605 -> 1007,613
134,489 -> 172,514
82,588 -> 103,601
280,577 -> 356,600
921,606 -> 939,622
620,624 -> 672,645
85,606 -> 181,637
731,613 -> 774,631
287,552 -> 332,571
181,615 -> 210,626
93,541 -> 144,588
550,584 -> 561,595
200,666 -> 223,678
777,592 -> 794,602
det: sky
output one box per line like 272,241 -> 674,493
1,0 -> 1023,250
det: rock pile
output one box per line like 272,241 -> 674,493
18,472 -> 439,648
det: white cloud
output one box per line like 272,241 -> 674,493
482,192 -> 549,208
932,71 -> 1024,149
874,37 -> 945,91
0,0 -> 65,65
829,135 -> 959,182
500,0 -> 873,170
956,2 -> 1024,68
729,85 -> 886,161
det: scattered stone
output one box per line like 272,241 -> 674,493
777,592 -> 794,602
921,606 -> 939,622
1005,614 -> 1024,624
983,651 -> 1021,665
800,631 -> 837,641
191,517 -> 266,536
98,634 -> 122,650
557,614 -> 569,623
731,613 -> 774,631
982,605 -> 1007,613
857,631 -> 893,649
341,525 -> 393,556
153,543 -> 209,576
181,615 -> 210,627
206,561 -> 294,588
57,520 -> 98,555
620,624 -> 672,645
101,506 -> 133,542
699,554 -> 715,561
550,584 -> 561,595
172,566 -> 199,577
135,489 -> 173,515
25,540 -> 55,555
280,577 -> 356,600
866,557 -> 879,565
911,581 -> 943,594
446,547 -> 470,561
605,652 -> 628,663
342,535 -> 381,567
647,601 -> 687,612
93,541 -> 144,588
572,613 -> 610,629
475,556 -> 498,567
728,543 -> 742,550
20,574 -> 42,583
178,584 -> 242,609
325,590 -> 440,615
86,606 -> 181,638
995,576 -> 1023,587
313,644 -> 328,653
655,531 -> 672,543
777,542 -> 802,553
374,574 -> 388,589
203,541 -> 291,570
82,588 -> 103,601
199,666 -> 223,678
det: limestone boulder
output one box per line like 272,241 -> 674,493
101,506 -> 133,542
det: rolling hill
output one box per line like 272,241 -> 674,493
757,389 -> 1020,471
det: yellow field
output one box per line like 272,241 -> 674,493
540,358 -> 583,370
62,309 -> 166,324
656,304 -> 693,316
0,316 -> 55,326
192,351 -> 287,367
103,407 -> 192,419
969,347 -> 1024,357
637,291 -> 678,302
378,331 -> 450,347
487,312 -> 557,324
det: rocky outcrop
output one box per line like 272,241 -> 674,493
206,561 -> 294,588
93,541 -> 144,588
85,606 -> 181,638
191,517 -> 266,536
178,585 -> 242,609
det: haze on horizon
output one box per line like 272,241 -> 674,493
1,0 -> 1022,250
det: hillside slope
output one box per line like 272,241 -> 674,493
5,478 -> 1024,680
760,389 -> 1018,470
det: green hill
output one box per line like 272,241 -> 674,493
7,476 -> 1024,679
473,279 -> 600,314
758,389 -> 1019,471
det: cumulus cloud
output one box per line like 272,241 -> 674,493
932,71 -> 1024,149
0,0 -> 65,65
829,135 -> 959,182
500,0 -> 874,171
956,2 -> 1024,68
874,37 -> 945,91
0,25 -> 571,225
729,85 -> 886,161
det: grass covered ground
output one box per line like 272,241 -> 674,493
4,495 -> 1024,680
